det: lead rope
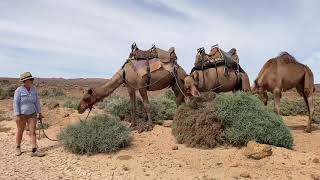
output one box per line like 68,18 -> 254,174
37,108 -> 92,142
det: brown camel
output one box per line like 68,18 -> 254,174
78,46 -> 198,131
184,47 -> 251,94
253,52 -> 315,132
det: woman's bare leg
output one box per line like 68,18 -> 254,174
27,118 -> 37,149
16,116 -> 26,147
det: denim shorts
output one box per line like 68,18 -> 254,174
18,113 -> 37,120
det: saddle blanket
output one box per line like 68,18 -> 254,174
130,58 -> 173,77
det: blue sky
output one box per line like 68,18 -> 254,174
0,0 -> 319,82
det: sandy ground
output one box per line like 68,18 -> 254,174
0,97 -> 320,180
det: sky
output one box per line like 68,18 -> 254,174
0,0 -> 319,83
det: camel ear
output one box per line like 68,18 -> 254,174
88,88 -> 93,95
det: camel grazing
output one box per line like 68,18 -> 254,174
253,52 -> 315,132
78,44 -> 199,131
184,46 -> 251,94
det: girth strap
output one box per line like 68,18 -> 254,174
146,59 -> 151,90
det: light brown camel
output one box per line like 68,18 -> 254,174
184,47 -> 251,94
78,47 -> 198,131
253,52 -> 315,132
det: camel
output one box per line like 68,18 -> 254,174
78,45 -> 199,131
184,47 -> 251,94
253,52 -> 315,132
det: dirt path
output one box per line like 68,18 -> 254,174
1,106 -> 320,180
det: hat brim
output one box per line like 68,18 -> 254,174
20,76 -> 35,82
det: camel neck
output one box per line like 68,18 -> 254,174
94,71 -> 123,101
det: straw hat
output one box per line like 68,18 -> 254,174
20,72 -> 35,82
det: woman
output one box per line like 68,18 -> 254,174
13,72 -> 45,157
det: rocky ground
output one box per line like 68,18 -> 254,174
0,79 -> 319,180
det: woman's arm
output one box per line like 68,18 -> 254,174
13,88 -> 21,116
34,88 -> 41,114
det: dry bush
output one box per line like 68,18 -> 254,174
172,93 -> 225,148
40,88 -> 65,97
0,84 -> 19,99
172,92 -> 293,149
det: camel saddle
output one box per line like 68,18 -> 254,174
129,43 -> 177,63
194,46 -> 239,69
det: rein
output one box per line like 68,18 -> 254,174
38,106 -> 93,142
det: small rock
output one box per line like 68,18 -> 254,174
299,160 -> 306,165
240,172 -> 250,178
312,158 -> 320,163
230,163 -> 239,167
216,162 -> 223,166
162,121 -> 172,127
63,113 -> 70,118
172,146 -> 179,150
311,174 -> 320,180
243,140 -> 272,160
178,164 -> 182,167
122,165 -> 129,171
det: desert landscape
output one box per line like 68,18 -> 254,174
0,78 -> 319,180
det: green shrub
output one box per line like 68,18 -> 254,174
63,100 -> 80,110
163,89 -> 176,101
267,96 -> 320,122
40,88 -> 65,97
150,96 -> 177,121
214,92 -> 293,149
102,94 -> 176,122
58,114 -> 131,154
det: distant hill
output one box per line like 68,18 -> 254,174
315,84 -> 320,92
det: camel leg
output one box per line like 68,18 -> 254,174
139,89 -> 153,131
273,88 -> 281,115
297,86 -> 315,132
306,95 -> 315,129
128,88 -> 137,127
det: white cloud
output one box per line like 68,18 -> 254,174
0,0 -> 319,82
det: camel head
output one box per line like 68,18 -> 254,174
78,88 -> 98,114
252,81 -> 268,105
183,76 -> 200,97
